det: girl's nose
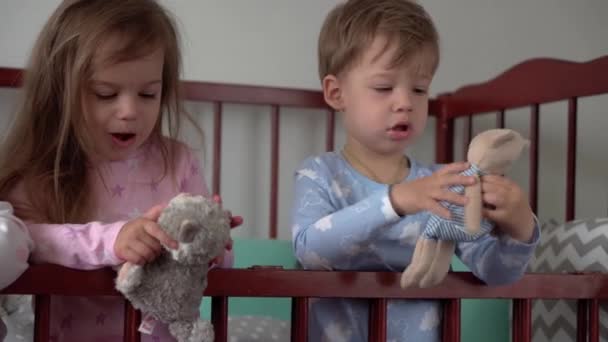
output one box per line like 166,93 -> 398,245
115,95 -> 138,120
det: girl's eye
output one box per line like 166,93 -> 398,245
414,88 -> 428,94
140,93 -> 157,99
95,93 -> 116,100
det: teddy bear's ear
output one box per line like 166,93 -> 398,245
178,220 -> 198,243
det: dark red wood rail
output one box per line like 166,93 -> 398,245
4,266 -> 608,300
434,56 -> 608,117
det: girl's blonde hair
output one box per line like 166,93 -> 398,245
0,0 -> 193,223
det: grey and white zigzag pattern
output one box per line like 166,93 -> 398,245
530,217 -> 608,272
529,217 -> 608,342
532,299 -> 608,342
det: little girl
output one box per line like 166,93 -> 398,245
0,0 -> 240,340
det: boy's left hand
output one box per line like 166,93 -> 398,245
480,175 -> 535,242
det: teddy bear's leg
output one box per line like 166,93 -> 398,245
168,321 -> 190,342
400,238 -> 436,288
115,262 -> 143,294
419,240 -> 456,288
193,318 -> 214,342
169,319 -> 214,342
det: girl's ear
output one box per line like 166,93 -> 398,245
322,74 -> 344,111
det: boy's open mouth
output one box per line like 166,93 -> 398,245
389,123 -> 409,132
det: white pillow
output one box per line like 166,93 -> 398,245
0,202 -> 33,289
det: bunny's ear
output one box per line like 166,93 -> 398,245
490,130 -> 515,148
178,220 -> 198,243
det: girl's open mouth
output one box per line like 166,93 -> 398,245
111,133 -> 136,147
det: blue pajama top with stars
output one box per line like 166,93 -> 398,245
290,152 -> 540,342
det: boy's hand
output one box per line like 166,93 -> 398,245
480,175 -> 535,242
114,205 -> 178,265
390,162 -> 476,218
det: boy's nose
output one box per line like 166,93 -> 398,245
392,89 -> 413,113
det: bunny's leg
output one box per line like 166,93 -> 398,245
419,240 -> 456,288
464,178 -> 482,234
400,238 -> 436,288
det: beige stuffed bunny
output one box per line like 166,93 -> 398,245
400,129 -> 528,288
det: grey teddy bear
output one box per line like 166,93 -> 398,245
115,193 -> 231,342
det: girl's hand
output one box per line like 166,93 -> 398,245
390,162 -> 476,218
212,194 -> 243,229
481,175 -> 535,242
209,195 -> 241,266
114,205 -> 178,265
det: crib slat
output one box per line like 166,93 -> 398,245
496,110 -> 505,129
566,97 -> 578,221
290,297 -> 309,342
512,299 -> 532,342
211,296 -> 229,342
589,299 -> 599,342
529,105 -> 539,213
577,299 -> 589,342
442,299 -> 460,342
123,301 -> 141,342
368,298 -> 387,342
435,106 -> 455,163
212,102 -> 223,195
326,110 -> 335,152
33,295 -> 50,342
269,105 -> 280,239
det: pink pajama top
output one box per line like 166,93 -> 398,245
13,138 -> 232,342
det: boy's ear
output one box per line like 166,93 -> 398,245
322,75 -> 343,111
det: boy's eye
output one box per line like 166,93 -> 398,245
373,86 -> 392,92
414,88 -> 428,94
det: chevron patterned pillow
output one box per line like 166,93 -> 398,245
528,217 -> 608,342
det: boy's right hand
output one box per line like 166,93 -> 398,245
114,205 -> 179,265
389,162 -> 476,218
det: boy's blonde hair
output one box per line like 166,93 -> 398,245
0,0 -> 194,223
318,0 -> 439,80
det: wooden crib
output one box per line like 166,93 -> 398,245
1,54 -> 608,342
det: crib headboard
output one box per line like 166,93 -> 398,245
431,56 -> 608,222
2,55 -> 608,342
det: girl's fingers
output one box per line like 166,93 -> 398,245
121,249 -> 145,265
129,242 -> 157,263
140,233 -> 163,256
230,215 -> 243,228
144,222 -> 178,249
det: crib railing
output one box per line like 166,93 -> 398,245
2,266 -> 607,342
